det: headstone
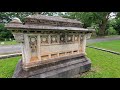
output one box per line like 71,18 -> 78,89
5,15 -> 95,78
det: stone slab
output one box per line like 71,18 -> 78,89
13,56 -> 91,78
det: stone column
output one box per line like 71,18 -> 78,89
80,33 -> 86,55
82,34 -> 86,54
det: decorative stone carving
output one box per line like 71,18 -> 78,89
13,33 -> 24,43
60,33 -> 66,44
74,35 -> 79,42
51,35 -> 58,44
29,36 -> 38,61
67,35 -> 73,43
10,17 -> 22,24
40,35 -> 49,45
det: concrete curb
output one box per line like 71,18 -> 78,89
0,53 -> 22,59
86,46 -> 120,55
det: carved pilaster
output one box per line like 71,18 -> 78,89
80,33 -> 86,54
12,33 -> 24,43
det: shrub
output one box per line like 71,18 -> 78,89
0,23 -> 14,41
107,26 -> 118,35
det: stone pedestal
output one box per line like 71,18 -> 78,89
13,54 -> 91,78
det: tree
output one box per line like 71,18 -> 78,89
111,12 -> 120,35
0,12 -> 56,41
62,12 -> 112,36
0,23 -> 13,41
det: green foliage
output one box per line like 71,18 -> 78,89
0,12 -> 58,40
112,18 -> 120,35
0,12 -> 34,23
107,26 -> 118,35
61,12 -> 112,36
0,23 -> 14,41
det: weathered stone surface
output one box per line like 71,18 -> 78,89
25,15 -> 83,28
5,14 -> 94,78
12,56 -> 91,78
12,33 -> 24,43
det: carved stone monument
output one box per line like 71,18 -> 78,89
5,15 -> 95,78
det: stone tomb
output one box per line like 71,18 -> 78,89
5,15 -> 95,78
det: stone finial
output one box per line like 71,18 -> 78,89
10,17 -> 22,24
27,15 -> 31,18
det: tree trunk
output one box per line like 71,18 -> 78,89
98,12 -> 111,36
98,23 -> 106,36
98,17 -> 108,36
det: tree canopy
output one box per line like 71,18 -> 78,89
0,12 -> 120,41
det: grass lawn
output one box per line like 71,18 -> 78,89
0,40 -> 18,46
0,57 -> 21,78
0,47 -> 120,78
81,48 -> 120,78
88,40 -> 120,52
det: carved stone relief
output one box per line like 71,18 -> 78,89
80,34 -> 84,52
74,35 -> 79,42
67,34 -> 73,43
51,35 -> 58,44
60,33 -> 66,44
29,36 -> 38,61
40,35 -> 49,45
13,33 -> 24,43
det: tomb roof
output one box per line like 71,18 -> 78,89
5,15 -> 95,32
25,15 -> 82,24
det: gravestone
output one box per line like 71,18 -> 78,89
5,15 -> 95,78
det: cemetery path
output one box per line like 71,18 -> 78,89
0,36 -> 120,55
0,45 -> 21,55
87,36 -> 120,44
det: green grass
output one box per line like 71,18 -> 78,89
81,48 -> 120,78
0,40 -> 18,46
0,48 -> 120,78
88,40 -> 120,52
0,57 -> 21,78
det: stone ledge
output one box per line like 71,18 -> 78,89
23,53 -> 85,70
12,56 -> 91,78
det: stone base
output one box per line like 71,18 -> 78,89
12,55 -> 91,78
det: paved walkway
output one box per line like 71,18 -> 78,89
87,36 -> 120,44
0,45 -> 21,55
0,36 -> 120,55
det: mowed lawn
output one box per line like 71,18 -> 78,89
0,40 -> 120,78
0,40 -> 18,46
0,57 -> 21,78
88,40 -> 120,52
81,48 -> 120,78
